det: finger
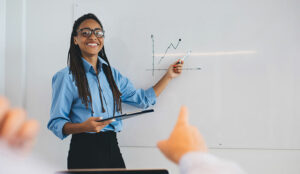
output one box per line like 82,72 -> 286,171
190,126 -> 201,141
175,106 -> 189,127
176,67 -> 182,71
191,126 -> 208,152
97,119 -> 115,126
17,119 -> 40,141
157,140 -> 168,151
14,120 -> 40,151
173,63 -> 183,68
92,116 -> 103,121
176,64 -> 183,68
0,108 -> 26,140
174,60 -> 184,65
173,66 -> 180,73
102,119 -> 115,125
96,126 -> 102,133
0,97 -> 10,123
177,68 -> 182,72
92,117 -> 109,123
172,65 -> 177,70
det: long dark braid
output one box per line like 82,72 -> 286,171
99,47 -> 122,115
67,13 -> 122,115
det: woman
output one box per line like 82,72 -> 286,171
47,13 -> 184,169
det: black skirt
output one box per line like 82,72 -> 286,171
67,131 -> 126,169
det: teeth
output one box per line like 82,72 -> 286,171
87,43 -> 98,46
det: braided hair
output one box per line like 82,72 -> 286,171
67,13 -> 122,116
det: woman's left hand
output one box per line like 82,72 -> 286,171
166,60 -> 184,79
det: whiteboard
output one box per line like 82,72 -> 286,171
75,0 -> 300,149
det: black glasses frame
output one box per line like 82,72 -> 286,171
77,28 -> 105,38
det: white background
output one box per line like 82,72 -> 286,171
1,0 -> 300,174
0,0 -> 6,94
75,0 -> 300,149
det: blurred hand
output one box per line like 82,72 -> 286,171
81,117 -> 114,133
166,60 -> 184,79
0,97 -> 40,152
157,106 -> 207,164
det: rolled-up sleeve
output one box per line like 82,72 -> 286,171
47,71 -> 73,140
113,68 -> 156,109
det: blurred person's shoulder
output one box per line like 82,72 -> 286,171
0,141 -> 55,174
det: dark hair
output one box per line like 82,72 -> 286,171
68,13 -> 122,116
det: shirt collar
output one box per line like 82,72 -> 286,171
81,56 -> 107,74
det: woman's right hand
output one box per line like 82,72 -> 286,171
81,117 -> 114,133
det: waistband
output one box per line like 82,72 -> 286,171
72,131 -> 116,139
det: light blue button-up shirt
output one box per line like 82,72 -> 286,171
47,57 -> 156,140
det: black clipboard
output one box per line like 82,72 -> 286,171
96,109 -> 154,122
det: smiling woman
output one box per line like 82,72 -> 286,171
47,13 -> 184,169
74,20 -> 105,64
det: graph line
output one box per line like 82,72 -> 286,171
146,67 -> 201,71
158,38 -> 182,64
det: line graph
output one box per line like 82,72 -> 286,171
158,38 -> 182,64
149,34 -> 257,77
150,34 -> 201,77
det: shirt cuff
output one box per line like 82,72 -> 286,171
52,119 -> 69,140
145,87 -> 156,105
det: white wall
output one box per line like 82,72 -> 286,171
76,0 -> 300,150
3,0 -> 300,174
25,0 -> 74,168
5,0 -> 26,107
0,0 -> 6,95
121,147 -> 300,174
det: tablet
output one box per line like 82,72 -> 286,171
96,109 -> 154,122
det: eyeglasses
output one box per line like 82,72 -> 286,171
77,28 -> 105,38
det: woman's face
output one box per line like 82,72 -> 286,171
74,19 -> 104,59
